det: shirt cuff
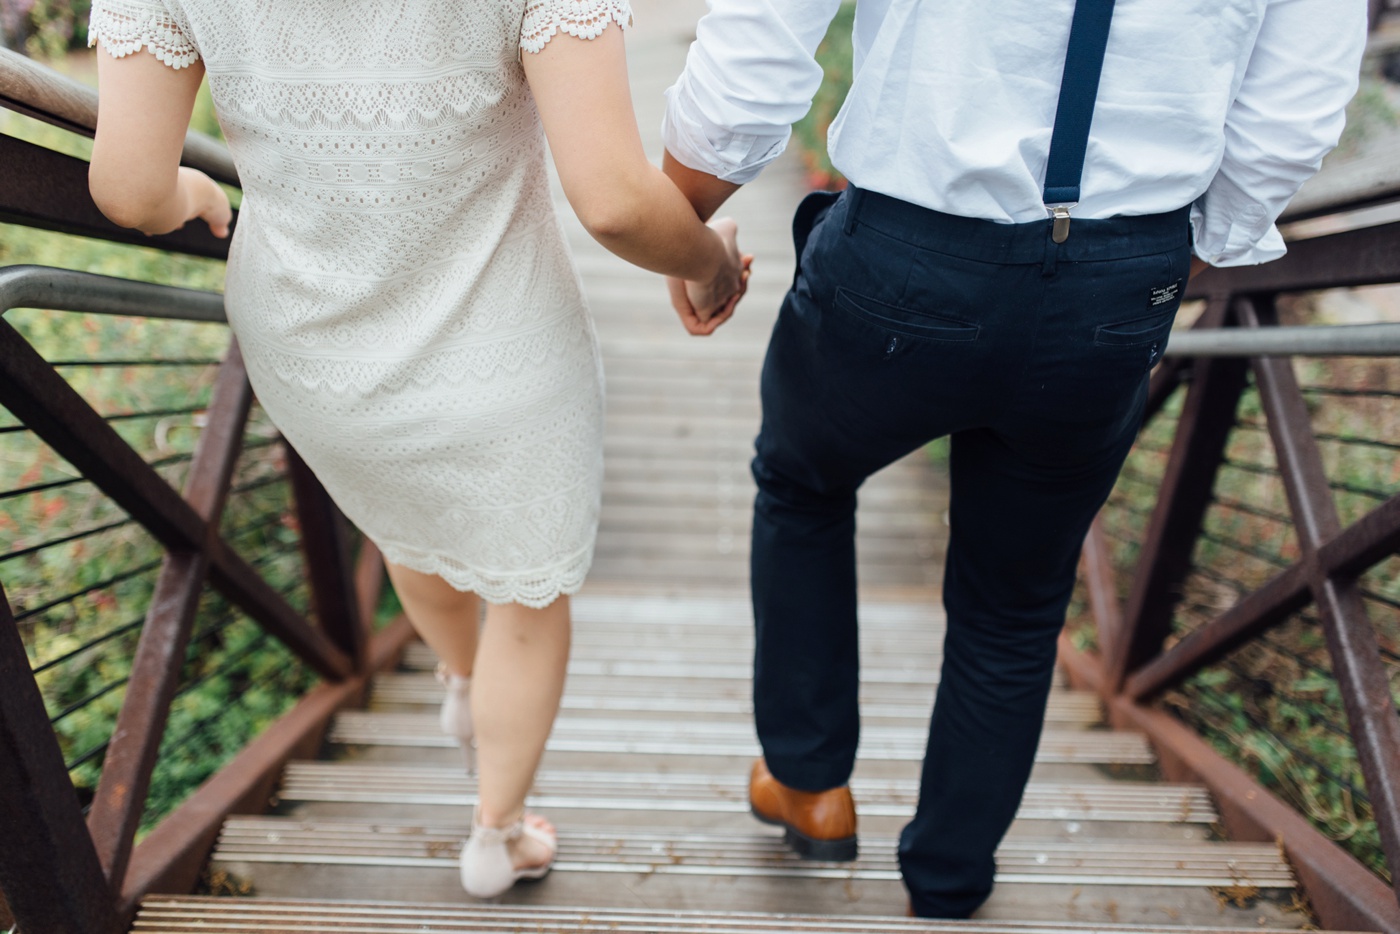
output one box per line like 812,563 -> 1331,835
661,79 -> 789,186
1190,173 -> 1288,268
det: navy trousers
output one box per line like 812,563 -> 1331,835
750,187 -> 1191,918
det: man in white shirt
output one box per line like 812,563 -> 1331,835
660,0 -> 1368,918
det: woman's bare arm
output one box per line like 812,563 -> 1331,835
90,47 -> 230,238
522,26 -> 745,333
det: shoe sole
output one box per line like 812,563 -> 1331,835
750,805 -> 858,862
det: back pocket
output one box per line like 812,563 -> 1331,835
1094,309 -> 1175,347
834,287 -> 980,342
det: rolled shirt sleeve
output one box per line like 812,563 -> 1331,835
662,0 -> 843,184
1191,0 -> 1367,267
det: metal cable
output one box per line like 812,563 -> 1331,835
31,617 -> 145,676
13,558 -> 164,622
47,358 -> 221,368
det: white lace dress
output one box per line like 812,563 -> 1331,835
89,0 -> 630,607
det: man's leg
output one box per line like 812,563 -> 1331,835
898,407 -> 1143,917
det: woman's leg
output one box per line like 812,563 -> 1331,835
472,596 -> 571,868
385,562 -> 570,870
384,561 -> 480,677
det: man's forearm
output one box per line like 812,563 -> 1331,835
663,150 -> 742,222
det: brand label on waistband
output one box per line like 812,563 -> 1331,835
1149,280 -> 1182,309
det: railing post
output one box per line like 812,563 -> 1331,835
1105,297 -> 1249,691
0,584 -> 121,934
86,341 -> 254,893
289,447 -> 368,672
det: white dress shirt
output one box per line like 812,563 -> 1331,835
662,0 -> 1368,266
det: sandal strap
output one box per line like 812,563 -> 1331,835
435,662 -> 471,689
518,817 -> 558,859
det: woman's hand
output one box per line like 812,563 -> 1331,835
178,167 -> 232,238
667,219 -> 753,336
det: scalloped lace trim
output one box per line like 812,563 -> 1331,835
521,0 -> 632,55
88,0 -> 200,69
377,540 -> 594,608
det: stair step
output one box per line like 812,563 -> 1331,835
369,674 -> 1103,725
329,713 -> 1153,764
213,818 -> 1294,889
404,644 -> 941,683
560,595 -> 944,628
400,644 -> 1065,688
136,896 -> 1349,934
277,763 -> 1216,823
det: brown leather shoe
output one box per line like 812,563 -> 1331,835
748,758 -> 857,861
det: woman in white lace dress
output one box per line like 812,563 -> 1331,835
86,0 -> 746,898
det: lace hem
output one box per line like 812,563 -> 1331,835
88,0 -> 200,69
521,0 -> 632,55
377,540 -> 593,608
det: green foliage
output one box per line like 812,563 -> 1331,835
792,2 -> 856,190
2,0 -> 92,59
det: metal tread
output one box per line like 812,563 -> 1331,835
136,896 -> 1361,934
212,818 -> 1293,888
329,712 -> 1154,764
368,674 -> 1103,725
556,596 -> 945,628
399,646 -> 1065,689
277,763 -> 1216,823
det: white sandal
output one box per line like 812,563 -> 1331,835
459,811 -> 557,899
436,662 -> 475,772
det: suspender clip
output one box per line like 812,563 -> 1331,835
1049,203 -> 1075,244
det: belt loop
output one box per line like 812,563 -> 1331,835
842,187 -> 864,235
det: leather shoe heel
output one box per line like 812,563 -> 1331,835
748,758 -> 857,862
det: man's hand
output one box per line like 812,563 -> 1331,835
1189,256 -> 1210,280
667,218 -> 753,336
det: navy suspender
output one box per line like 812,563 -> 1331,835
1043,0 -> 1116,243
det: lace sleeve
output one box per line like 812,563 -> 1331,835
521,0 -> 632,55
88,0 -> 200,70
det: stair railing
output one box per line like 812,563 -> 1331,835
1070,162 -> 1400,933
0,48 -> 400,934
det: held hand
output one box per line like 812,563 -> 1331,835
1189,256 -> 1210,280
179,166 -> 232,238
667,256 -> 752,337
669,218 -> 751,336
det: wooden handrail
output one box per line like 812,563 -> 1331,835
0,46 -> 238,186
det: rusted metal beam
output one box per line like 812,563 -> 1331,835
1321,491 -> 1400,578
1124,562 -> 1311,701
0,584 -> 121,934
354,538 -> 386,633
289,446 -> 367,671
0,134 -> 234,260
0,315 -> 352,681
0,315 -> 207,549
1060,636 -> 1400,934
205,539 -> 353,681
1079,518 -> 1122,660
0,47 -> 238,185
1106,300 -> 1248,692
117,616 -> 415,922
1186,220 -> 1400,301
1126,487 -> 1400,700
1243,296 -> 1400,905
86,342 -> 254,892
